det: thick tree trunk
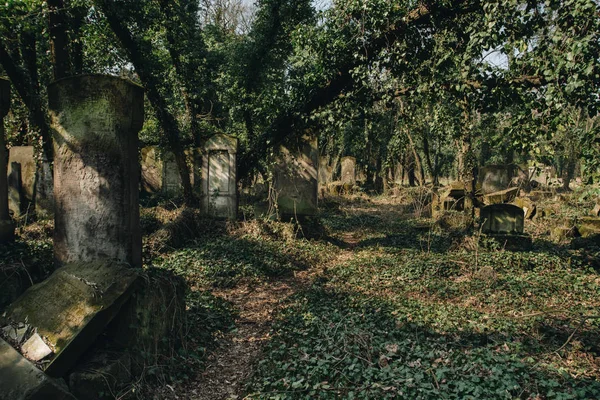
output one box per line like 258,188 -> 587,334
0,41 -> 53,161
47,0 -> 73,79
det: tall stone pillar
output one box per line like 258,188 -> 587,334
49,75 -> 144,267
0,78 -> 14,243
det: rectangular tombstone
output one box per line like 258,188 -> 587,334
201,134 -> 238,219
480,204 -> 524,234
162,151 -> 182,195
318,156 -> 334,185
3,262 -> 139,377
8,146 -> 36,210
8,161 -> 23,217
341,156 -> 356,185
273,135 -> 318,217
34,157 -> 54,219
49,75 -> 144,267
478,164 -> 515,194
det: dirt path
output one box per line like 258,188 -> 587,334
189,278 -> 296,400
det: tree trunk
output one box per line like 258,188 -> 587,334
0,41 -> 53,161
47,0 -> 73,79
97,0 -> 195,204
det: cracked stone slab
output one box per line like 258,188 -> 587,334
4,262 -> 139,377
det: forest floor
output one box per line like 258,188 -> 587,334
139,188 -> 600,400
4,189 -> 599,400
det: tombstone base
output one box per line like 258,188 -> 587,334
0,338 -> 75,400
0,219 -> 15,243
69,350 -> 131,400
484,234 -> 532,251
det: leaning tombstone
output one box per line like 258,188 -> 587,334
273,134 -> 318,218
201,133 -> 238,219
0,78 -> 14,242
480,204 -> 531,250
49,74 -> 144,267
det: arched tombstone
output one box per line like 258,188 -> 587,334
49,75 -> 144,267
341,156 -> 356,186
201,133 -> 238,219
0,78 -> 14,243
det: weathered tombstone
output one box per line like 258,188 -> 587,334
478,164 -> 515,194
201,133 -> 238,219
49,75 -> 144,267
8,146 -> 36,214
8,161 -> 24,217
3,262 -> 139,377
480,204 -> 530,250
140,146 -> 164,194
0,78 -> 14,243
318,156 -> 334,185
273,134 -> 318,218
483,187 -> 519,205
341,156 -> 356,186
162,151 -> 182,195
34,156 -> 54,218
480,204 -> 524,234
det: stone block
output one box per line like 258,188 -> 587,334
478,165 -> 515,194
273,135 -> 318,217
480,204 -> 524,234
8,146 -> 36,214
512,197 -> 536,219
591,203 -> 600,217
577,217 -> 600,238
49,75 -> 143,267
4,262 -> 139,377
483,187 -> 519,205
0,338 -> 76,400
201,134 -> 238,219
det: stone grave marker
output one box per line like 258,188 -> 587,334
8,161 -> 24,217
273,134 -> 318,218
478,164 -> 515,194
49,75 -> 144,267
3,261 -> 139,377
480,204 -> 524,234
140,146 -> 164,194
8,146 -> 36,215
341,156 -> 356,187
34,156 -> 54,218
201,134 -> 238,219
0,78 -> 14,243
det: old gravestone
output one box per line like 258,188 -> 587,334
3,262 -> 139,378
478,164 -> 515,194
273,134 -> 319,218
7,146 -> 36,216
0,78 -> 14,243
140,146 -> 164,194
201,133 -> 238,219
49,74 -> 144,267
341,156 -> 356,187
480,203 -> 531,250
34,155 -> 54,219
8,162 -> 24,217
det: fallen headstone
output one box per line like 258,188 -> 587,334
483,187 -> 519,205
577,217 -> 600,238
4,262 -> 138,377
0,338 -> 76,400
512,196 -> 536,219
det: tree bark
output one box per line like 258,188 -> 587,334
47,0 -> 73,79
0,41 -> 53,161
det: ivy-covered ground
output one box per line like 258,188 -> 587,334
143,190 -> 600,400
